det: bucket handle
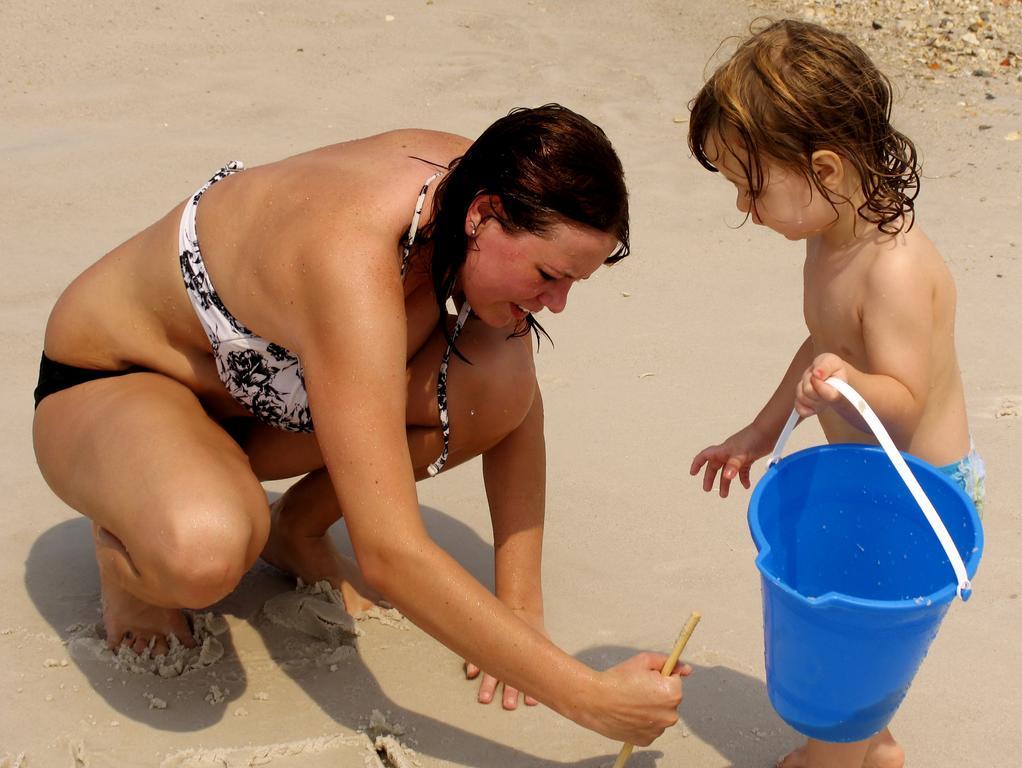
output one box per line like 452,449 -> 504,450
768,377 -> 973,601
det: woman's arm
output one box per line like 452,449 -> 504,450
293,238 -> 683,744
467,386 -> 547,707
485,386 -> 546,620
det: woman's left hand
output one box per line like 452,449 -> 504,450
465,608 -> 546,709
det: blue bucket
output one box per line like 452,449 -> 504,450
748,380 -> 983,742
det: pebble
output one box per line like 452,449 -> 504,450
322,645 -> 357,666
995,400 -> 1018,418
205,684 -> 227,705
759,0 -> 1022,84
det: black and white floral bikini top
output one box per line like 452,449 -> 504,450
179,162 -> 470,476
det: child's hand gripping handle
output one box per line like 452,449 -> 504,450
768,377 -> 973,601
611,611 -> 702,768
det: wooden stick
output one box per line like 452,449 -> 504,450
611,611 -> 702,768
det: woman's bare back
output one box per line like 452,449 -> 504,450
41,129 -> 471,416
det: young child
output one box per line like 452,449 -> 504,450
686,19 -> 985,768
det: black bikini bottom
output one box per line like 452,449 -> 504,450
34,353 -> 147,409
33,352 -> 253,445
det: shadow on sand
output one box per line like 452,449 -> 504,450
24,504 -> 792,766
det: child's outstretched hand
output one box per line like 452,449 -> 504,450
690,423 -> 774,498
795,352 -> 849,417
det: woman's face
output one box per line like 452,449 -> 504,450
460,206 -> 620,329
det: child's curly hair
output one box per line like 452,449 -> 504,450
689,19 -> 920,234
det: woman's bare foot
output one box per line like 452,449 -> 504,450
778,730 -> 904,768
260,496 -> 385,615
95,527 -> 195,657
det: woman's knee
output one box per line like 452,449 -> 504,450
466,334 -> 537,434
140,489 -> 270,608
407,323 -> 538,463
455,329 -> 537,420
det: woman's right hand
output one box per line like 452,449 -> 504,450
575,652 -> 690,745
689,422 -> 774,498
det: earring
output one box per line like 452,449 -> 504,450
469,222 -> 478,237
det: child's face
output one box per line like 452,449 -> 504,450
706,131 -> 837,241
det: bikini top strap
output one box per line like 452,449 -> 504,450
191,161 -> 245,206
426,301 -> 473,478
400,170 -> 445,279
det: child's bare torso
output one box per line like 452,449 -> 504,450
802,223 -> 970,465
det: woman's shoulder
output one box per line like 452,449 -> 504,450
372,127 -> 472,154
273,129 -> 468,202
234,130 -> 465,226
302,128 -> 471,169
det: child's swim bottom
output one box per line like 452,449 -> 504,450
935,444 -> 986,518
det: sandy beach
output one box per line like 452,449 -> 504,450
2,1 -> 1020,765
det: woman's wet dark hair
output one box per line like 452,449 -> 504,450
421,103 -> 630,350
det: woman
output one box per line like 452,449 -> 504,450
32,105 -> 686,744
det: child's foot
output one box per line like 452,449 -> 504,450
777,730 -> 903,768
777,741 -> 836,768
863,729 -> 905,768
777,738 -> 868,768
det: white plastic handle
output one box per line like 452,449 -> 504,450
768,377 -> 973,601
